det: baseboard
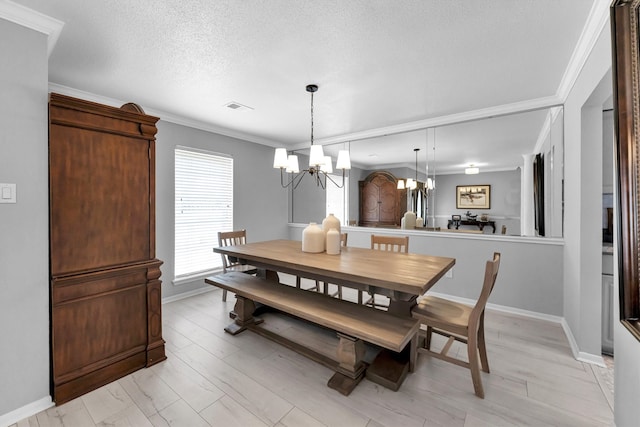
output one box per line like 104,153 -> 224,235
0,396 -> 53,427
426,291 -> 565,324
162,285 -> 215,304
426,292 -> 606,367
560,318 -> 606,367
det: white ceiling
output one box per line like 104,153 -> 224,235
11,0 -> 602,173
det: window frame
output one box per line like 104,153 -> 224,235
174,146 -> 233,283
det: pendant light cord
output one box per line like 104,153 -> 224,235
310,90 -> 314,146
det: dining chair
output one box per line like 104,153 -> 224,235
363,234 -> 409,308
217,229 -> 258,302
411,252 -> 501,398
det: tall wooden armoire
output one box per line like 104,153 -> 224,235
49,94 -> 165,404
359,171 -> 407,227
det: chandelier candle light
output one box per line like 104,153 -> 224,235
273,84 -> 351,189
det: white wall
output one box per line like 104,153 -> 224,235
563,22 -> 612,360
0,19 -> 51,420
289,225 -> 564,316
155,121 -> 289,299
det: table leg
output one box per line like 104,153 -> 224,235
365,295 -> 417,390
327,333 -> 366,395
224,296 -> 263,335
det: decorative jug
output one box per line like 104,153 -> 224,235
326,228 -> 341,255
302,222 -> 325,253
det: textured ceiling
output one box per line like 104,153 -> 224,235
12,0 -> 600,172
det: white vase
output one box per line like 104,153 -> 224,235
402,211 -> 416,229
326,228 -> 341,255
302,222 -> 325,253
322,213 -> 341,234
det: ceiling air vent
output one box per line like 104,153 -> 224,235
224,101 -> 253,112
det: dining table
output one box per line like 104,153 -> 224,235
212,239 -> 456,389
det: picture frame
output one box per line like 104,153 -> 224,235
612,0 -> 640,341
456,185 -> 490,209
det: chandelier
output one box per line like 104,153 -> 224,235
396,148 -> 434,191
273,84 -> 351,189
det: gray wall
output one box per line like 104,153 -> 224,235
430,170 -> 521,234
155,121 -> 289,299
0,20 -> 50,417
289,225 -> 564,316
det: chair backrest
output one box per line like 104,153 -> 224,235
470,252 -> 501,325
370,234 -> 409,253
341,232 -> 348,247
217,229 -> 248,271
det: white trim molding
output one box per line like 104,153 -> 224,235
556,0 -> 611,101
560,318 -> 607,367
47,83 -> 283,148
0,0 -> 64,57
0,396 -> 53,427
162,285 -> 215,305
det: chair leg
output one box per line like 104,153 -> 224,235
296,276 -> 301,288
467,331 -> 484,398
478,316 -> 490,373
222,289 -> 227,302
357,290 -> 363,304
425,326 -> 433,350
337,285 -> 342,299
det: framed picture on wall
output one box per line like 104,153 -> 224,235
456,185 -> 490,209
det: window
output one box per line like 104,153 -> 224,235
326,174 -> 348,224
174,147 -> 233,280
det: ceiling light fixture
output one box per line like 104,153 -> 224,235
465,164 -> 479,175
273,84 -> 351,189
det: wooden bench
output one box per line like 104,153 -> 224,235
205,271 -> 420,395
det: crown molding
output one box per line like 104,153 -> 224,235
0,0 -> 64,57
556,0 -> 611,101
48,83 -> 283,148
294,95 -> 563,149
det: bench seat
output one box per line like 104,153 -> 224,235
205,271 -> 420,394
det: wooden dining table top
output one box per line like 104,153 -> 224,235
214,239 -> 455,296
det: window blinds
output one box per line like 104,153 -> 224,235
174,147 -> 233,279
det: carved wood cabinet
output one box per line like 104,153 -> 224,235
359,171 -> 406,227
49,94 -> 165,404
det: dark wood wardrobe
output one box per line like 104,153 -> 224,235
49,93 -> 165,404
359,171 -> 407,227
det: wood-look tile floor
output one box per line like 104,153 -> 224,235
13,278 -> 614,427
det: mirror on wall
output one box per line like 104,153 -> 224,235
289,106 -> 564,238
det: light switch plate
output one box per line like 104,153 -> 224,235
0,183 -> 16,203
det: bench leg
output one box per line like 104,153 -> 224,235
327,333 -> 366,396
224,296 -> 263,335
409,333 -> 417,372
